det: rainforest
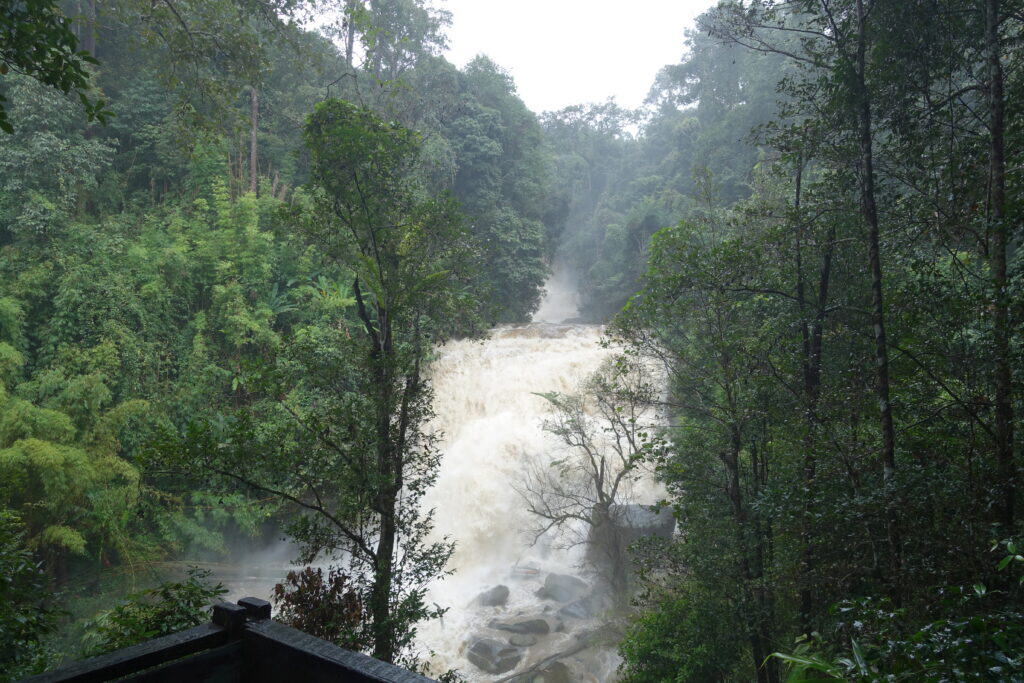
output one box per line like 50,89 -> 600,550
2,1 -> 1024,681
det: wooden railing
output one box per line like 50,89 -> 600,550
21,597 -> 434,682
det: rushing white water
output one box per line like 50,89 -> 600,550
414,266 -> 631,680
417,322 -> 615,679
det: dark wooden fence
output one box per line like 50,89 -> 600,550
21,597 -> 434,683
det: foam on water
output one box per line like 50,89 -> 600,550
417,322 -> 616,678
411,267 -> 675,680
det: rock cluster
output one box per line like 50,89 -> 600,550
464,571 -> 599,677
466,637 -> 523,674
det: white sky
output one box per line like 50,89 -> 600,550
437,0 -> 716,113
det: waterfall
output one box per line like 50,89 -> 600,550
532,263 -> 582,324
416,277 -> 622,680
422,324 -> 611,574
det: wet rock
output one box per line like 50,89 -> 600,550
489,617 -> 552,635
508,633 -> 539,647
557,597 -> 592,620
505,660 -> 573,683
466,637 -> 523,674
560,591 -> 611,620
536,573 -> 588,602
472,584 -> 510,607
538,661 -> 572,683
505,674 -> 534,683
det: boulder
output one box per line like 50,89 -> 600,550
472,584 -> 510,607
508,633 -> 538,647
505,660 -> 573,683
557,597 -> 592,620
489,617 -> 552,635
466,637 -> 523,674
536,573 -> 588,602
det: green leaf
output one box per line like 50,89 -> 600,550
850,639 -> 868,675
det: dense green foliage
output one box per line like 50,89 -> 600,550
81,567 -> 226,656
0,511 -> 60,680
161,98 -> 485,664
582,1 -> 1024,681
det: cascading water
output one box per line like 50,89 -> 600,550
532,263 -> 583,324
416,270 -> 625,681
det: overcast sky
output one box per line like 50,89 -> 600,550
437,0 -> 716,114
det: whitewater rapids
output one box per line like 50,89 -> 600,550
416,268 -> 623,679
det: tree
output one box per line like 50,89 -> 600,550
519,356 -> 663,599
0,74 -> 114,244
445,56 -> 553,322
985,0 -> 1015,528
705,0 -> 903,600
294,98 -> 482,663
612,2 -> 1024,679
616,214 -> 784,683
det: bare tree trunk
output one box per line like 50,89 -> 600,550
855,0 -> 901,595
794,155 -> 834,634
249,87 -> 259,195
987,0 -> 1015,528
794,157 -> 815,634
354,278 -> 401,665
82,0 -> 97,57
345,0 -> 358,68
236,133 -> 246,199
721,413 -> 777,683
371,500 -> 396,662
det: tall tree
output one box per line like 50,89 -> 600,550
986,0 -> 1015,528
249,85 -> 259,195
